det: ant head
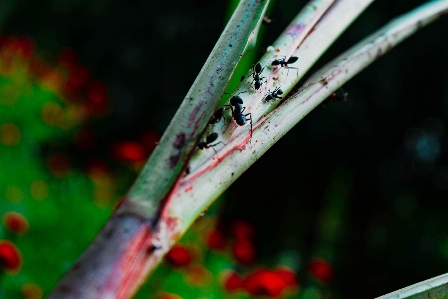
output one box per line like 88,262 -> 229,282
227,91 -> 245,106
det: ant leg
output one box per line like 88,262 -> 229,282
209,141 -> 223,154
245,113 -> 253,140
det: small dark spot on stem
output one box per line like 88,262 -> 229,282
169,154 -> 180,168
147,243 -> 161,254
105,227 -> 114,239
173,133 -> 186,150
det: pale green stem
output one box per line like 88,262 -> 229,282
122,0 -> 269,222
376,272 -> 448,299
179,0 -> 373,230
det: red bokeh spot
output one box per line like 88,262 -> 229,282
47,153 -> 71,178
224,271 -> 243,291
112,141 -> 147,163
29,57 -> 52,78
244,268 -> 287,297
2,212 -> 29,235
14,37 -> 34,58
165,245 -> 192,267
57,48 -> 78,69
64,65 -> 91,98
141,130 -> 160,153
276,267 -> 298,287
309,258 -> 334,283
86,158 -> 109,174
232,238 -> 256,265
230,220 -> 255,240
206,230 -> 227,250
0,240 -> 22,272
86,81 -> 108,115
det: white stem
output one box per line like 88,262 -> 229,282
375,272 -> 448,299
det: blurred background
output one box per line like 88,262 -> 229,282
1,0 -> 448,298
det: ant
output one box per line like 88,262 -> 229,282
225,91 -> 246,106
271,56 -> 298,69
224,95 -> 253,138
264,86 -> 283,102
250,63 -> 265,91
209,107 -> 225,125
209,91 -> 246,126
197,132 -> 222,153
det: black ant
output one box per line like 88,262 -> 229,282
209,107 -> 225,125
197,132 -> 222,153
271,56 -> 298,69
224,96 -> 253,138
225,91 -> 246,106
250,63 -> 265,91
264,86 -> 283,102
210,91 -> 246,126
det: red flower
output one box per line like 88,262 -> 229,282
244,268 -> 287,297
0,240 -> 22,273
2,212 -> 29,235
230,220 -> 255,240
11,36 -> 34,58
112,141 -> 147,163
309,258 -> 334,283
224,271 -> 244,291
232,238 -> 256,265
165,245 -> 192,267
57,48 -> 78,69
86,81 -> 108,115
64,65 -> 91,98
206,230 -> 227,250
276,267 -> 298,287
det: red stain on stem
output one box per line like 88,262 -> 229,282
188,101 -> 204,128
105,225 -> 152,299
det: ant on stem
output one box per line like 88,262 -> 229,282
197,132 -> 222,153
264,86 -> 283,102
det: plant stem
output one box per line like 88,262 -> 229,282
376,272 -> 448,299
49,0 -> 448,298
